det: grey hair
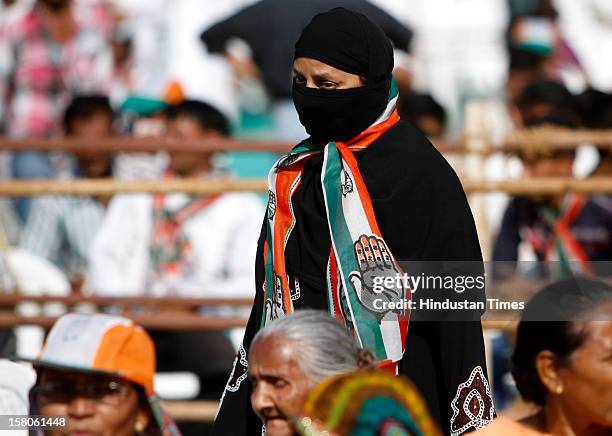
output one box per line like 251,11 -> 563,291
250,310 -> 361,383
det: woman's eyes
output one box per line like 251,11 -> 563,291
293,74 -> 337,89
320,81 -> 338,90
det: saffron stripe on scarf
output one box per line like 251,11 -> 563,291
272,166 -> 303,313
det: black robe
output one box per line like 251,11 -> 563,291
212,120 -> 493,435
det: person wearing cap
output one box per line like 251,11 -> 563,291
213,8 -> 492,436
24,313 -> 180,436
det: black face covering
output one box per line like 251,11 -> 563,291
292,79 -> 389,142
293,8 -> 394,143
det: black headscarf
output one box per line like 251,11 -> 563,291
292,7 -> 394,142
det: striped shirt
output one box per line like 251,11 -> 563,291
20,196 -> 105,277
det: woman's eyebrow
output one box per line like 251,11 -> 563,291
312,72 -> 335,80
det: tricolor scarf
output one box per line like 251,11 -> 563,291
262,80 -> 409,368
149,192 -> 220,280
542,195 -> 592,275
525,194 -> 592,276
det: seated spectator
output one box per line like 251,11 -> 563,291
515,80 -> 578,126
492,115 -> 612,276
0,0 -> 112,221
113,96 -> 169,181
242,310 -> 373,436
22,313 -> 180,435
398,91 -> 447,139
88,99 -> 264,297
507,277 -> 612,435
88,100 -> 263,402
508,5 -> 588,93
19,96 -> 115,284
295,370 -> 441,436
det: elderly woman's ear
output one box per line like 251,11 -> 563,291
535,350 -> 564,396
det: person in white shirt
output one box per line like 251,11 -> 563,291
87,99 -> 264,401
87,99 -> 264,299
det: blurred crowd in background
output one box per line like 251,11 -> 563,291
0,0 -> 611,434
1,0 -> 612,264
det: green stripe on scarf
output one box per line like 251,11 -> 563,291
262,220 -> 276,328
322,143 -> 386,358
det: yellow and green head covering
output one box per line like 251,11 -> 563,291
296,370 -> 441,436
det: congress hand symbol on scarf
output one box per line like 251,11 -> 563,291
262,80 -> 409,369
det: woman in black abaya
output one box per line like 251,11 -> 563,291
213,8 -> 493,436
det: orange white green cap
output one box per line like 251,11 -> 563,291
34,313 -> 156,395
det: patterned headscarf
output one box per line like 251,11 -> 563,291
295,370 -> 440,436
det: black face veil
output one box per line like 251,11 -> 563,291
292,8 -> 394,143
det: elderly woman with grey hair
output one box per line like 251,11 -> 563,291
242,309 -> 372,436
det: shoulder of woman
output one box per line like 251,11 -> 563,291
366,120 -> 459,183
